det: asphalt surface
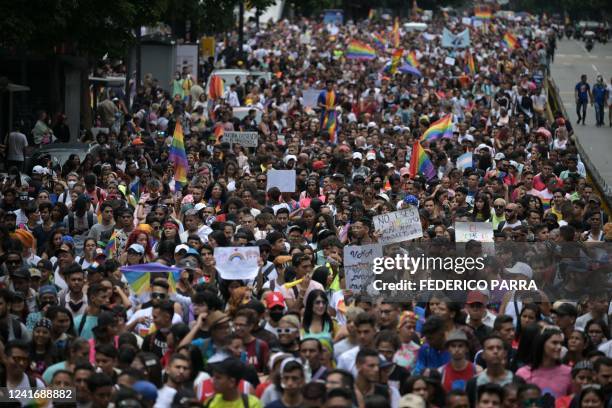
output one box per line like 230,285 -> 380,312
550,37 -> 612,199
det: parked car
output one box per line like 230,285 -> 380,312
25,142 -> 94,174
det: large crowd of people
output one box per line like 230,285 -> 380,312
1,7 -> 612,408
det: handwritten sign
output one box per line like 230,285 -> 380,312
222,131 -> 259,147
343,244 -> 383,293
455,222 -> 494,242
374,207 -> 423,245
266,169 -> 296,192
214,246 -> 261,280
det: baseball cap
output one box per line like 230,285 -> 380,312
264,292 -> 286,309
32,165 -> 49,175
174,244 -> 190,254
352,152 -> 363,160
399,393 -> 426,408
10,266 -> 30,279
494,152 -> 506,161
287,225 -> 304,234
128,243 -> 145,254
39,285 -> 57,296
466,290 -> 488,305
133,381 -> 158,402
504,262 -> 533,279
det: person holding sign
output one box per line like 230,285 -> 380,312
279,253 -> 324,311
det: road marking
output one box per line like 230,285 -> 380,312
592,64 -> 601,74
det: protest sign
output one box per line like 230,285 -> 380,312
214,247 -> 261,280
455,222 -> 494,242
373,207 -> 423,245
303,89 -> 322,108
444,57 -> 456,66
266,169 -> 296,192
343,244 -> 383,293
462,17 -> 472,26
442,28 -> 470,48
222,131 -> 259,147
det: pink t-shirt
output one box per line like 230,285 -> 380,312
516,364 -> 572,398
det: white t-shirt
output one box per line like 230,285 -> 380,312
127,306 -> 183,336
8,373 -> 45,405
7,132 -> 28,161
154,385 -> 177,408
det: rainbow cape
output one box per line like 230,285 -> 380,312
465,50 -> 477,75
420,114 -> 453,142
408,142 -> 436,181
321,91 -> 337,143
502,32 -> 518,50
346,40 -> 376,60
406,50 -> 419,68
169,121 -> 188,189
121,263 -> 183,295
208,75 -> 224,100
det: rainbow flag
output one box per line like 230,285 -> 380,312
420,114 -> 453,142
406,50 -> 419,68
104,229 -> 118,259
474,5 -> 492,20
208,75 -> 224,100
408,142 -> 436,181
121,263 -> 183,295
213,124 -> 224,144
389,49 -> 404,74
465,50 -> 477,75
169,121 -> 188,189
502,32 -> 519,50
372,32 -> 386,50
346,40 -> 376,60
392,17 -> 400,48
321,90 -> 337,143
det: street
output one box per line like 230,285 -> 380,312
550,37 -> 612,198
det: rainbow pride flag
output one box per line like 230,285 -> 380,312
389,49 -> 404,74
465,50 -> 477,75
321,90 -> 337,143
208,75 -> 224,100
346,40 -> 376,60
409,142 -> 436,181
392,17 -> 400,48
474,5 -> 492,19
502,32 -> 519,50
213,124 -> 224,145
121,263 -> 183,295
420,114 -> 453,142
104,229 -> 118,259
169,121 -> 188,189
406,50 -> 419,68
372,32 -> 386,50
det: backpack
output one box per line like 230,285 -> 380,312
68,212 -> 94,234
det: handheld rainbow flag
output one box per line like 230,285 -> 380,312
420,114 -> 453,142
389,49 -> 404,74
104,229 -> 118,259
372,32 -> 386,50
474,5 -> 492,20
121,263 -> 183,295
408,142 -> 436,181
169,120 -> 188,189
406,50 -> 419,68
502,32 -> 519,50
465,50 -> 477,75
321,90 -> 337,143
213,124 -> 224,145
208,75 -> 224,100
392,17 -> 400,48
346,40 -> 376,60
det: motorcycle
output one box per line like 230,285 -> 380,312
585,31 -> 595,52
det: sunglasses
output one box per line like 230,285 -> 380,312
151,292 -> 167,300
494,205 -> 505,209
276,327 -> 298,334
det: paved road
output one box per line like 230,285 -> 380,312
550,38 -> 612,200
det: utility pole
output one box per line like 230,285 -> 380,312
238,0 -> 245,62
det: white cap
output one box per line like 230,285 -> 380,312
366,152 -> 376,161
494,152 -> 506,161
194,203 -> 206,211
128,243 -> 145,254
175,244 -> 190,254
367,121 -> 378,129
352,152 -> 363,160
32,165 -> 48,175
505,262 -> 533,279
462,135 -> 475,143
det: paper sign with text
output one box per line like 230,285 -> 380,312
373,207 -> 423,245
222,131 -> 259,147
266,169 -> 296,192
214,246 -> 261,280
343,244 -> 383,293
455,222 -> 494,242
